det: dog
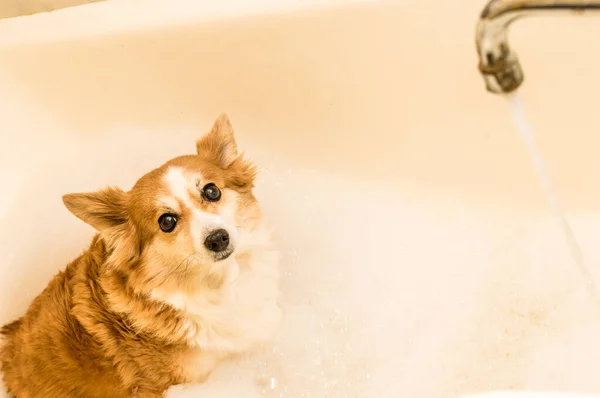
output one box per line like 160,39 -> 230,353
0,114 -> 282,397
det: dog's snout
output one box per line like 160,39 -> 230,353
204,229 -> 230,253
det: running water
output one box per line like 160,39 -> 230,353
506,93 -> 600,307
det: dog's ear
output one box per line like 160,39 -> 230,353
196,113 -> 238,168
63,186 -> 129,231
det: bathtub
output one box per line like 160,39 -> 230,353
2,0 -> 600,397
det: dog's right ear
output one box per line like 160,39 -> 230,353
196,113 -> 238,169
63,186 -> 129,231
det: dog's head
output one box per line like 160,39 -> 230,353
63,114 -> 261,291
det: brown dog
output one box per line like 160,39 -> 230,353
0,114 -> 281,397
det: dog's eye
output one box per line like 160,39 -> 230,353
201,183 -> 221,202
158,214 -> 178,233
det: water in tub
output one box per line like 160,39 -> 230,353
168,98 -> 600,397
174,118 -> 600,397
168,155 -> 600,397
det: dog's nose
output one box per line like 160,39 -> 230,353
204,229 -> 230,253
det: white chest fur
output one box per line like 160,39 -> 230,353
154,245 -> 281,356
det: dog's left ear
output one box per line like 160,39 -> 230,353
196,113 -> 238,168
62,186 -> 129,231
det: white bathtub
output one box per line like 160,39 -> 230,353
2,0 -> 600,397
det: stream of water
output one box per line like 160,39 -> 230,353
507,93 -> 600,308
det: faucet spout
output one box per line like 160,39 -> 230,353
476,0 -> 600,94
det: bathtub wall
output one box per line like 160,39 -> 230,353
3,0 -> 600,215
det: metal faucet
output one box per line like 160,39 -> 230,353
476,0 -> 600,94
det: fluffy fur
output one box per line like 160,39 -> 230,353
0,114 -> 281,397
